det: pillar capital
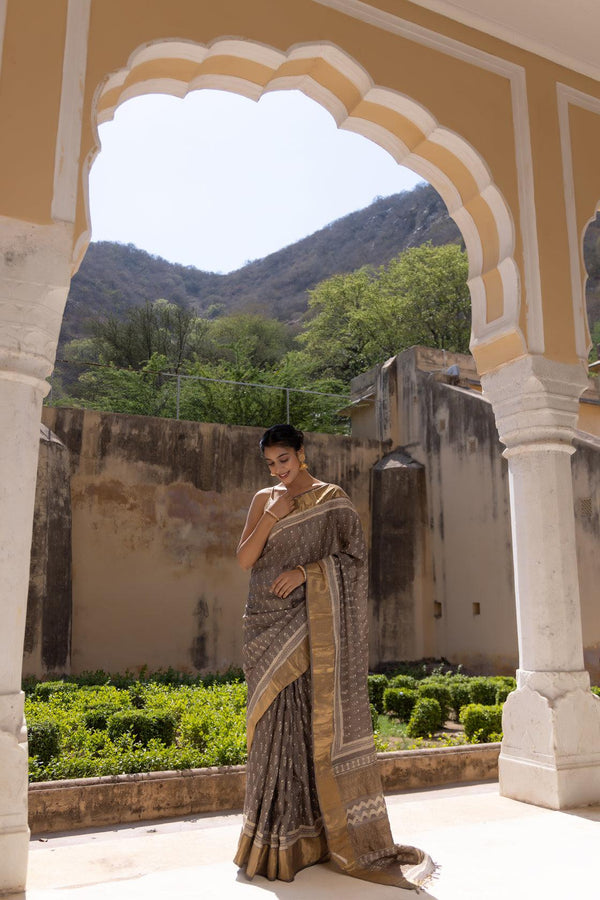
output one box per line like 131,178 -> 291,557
481,354 -> 589,451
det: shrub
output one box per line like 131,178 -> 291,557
22,675 -> 38,694
468,677 -> 498,706
383,688 -> 418,721
370,703 -> 379,732
406,698 -> 442,738
367,675 -> 389,714
491,675 -> 517,690
417,681 -> 451,722
389,662 -> 428,681
33,681 -> 78,701
203,666 -> 245,686
389,674 -> 418,691
70,670 -> 113,687
180,711 -> 211,750
83,705 -> 119,731
128,683 -> 147,709
107,710 -> 176,746
460,703 -> 503,742
495,684 -> 516,705
591,686 -> 600,698
449,681 -> 471,720
28,721 -> 61,762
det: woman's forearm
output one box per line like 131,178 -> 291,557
236,512 -> 276,570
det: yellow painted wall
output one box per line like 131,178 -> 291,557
0,0 -> 68,222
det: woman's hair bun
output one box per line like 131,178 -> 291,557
260,424 -> 304,452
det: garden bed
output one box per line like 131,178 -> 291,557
24,667 -> 511,834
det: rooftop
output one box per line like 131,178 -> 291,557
21,780 -> 600,900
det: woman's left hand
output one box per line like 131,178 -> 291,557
270,568 -> 306,598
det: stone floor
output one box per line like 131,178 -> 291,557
16,781 -> 600,900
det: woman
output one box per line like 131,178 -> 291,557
233,424 -> 433,890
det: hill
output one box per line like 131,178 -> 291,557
60,182 -> 600,349
60,183 -> 460,347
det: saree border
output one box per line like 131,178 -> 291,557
304,559 -> 358,871
246,630 -> 310,751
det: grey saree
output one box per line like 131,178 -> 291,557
234,483 -> 431,889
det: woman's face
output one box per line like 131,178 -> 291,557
262,444 -> 302,485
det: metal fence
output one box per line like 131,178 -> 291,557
46,359 -> 351,434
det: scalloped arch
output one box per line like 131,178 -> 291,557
80,37 -> 525,360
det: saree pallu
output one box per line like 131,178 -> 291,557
234,484 -> 430,889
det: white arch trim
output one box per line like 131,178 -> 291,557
84,37 -> 523,356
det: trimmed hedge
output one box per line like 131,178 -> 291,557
495,684 -> 516,705
107,710 -> 177,746
128,683 -> 147,709
367,675 -> 389,714
389,674 -> 418,691
448,680 -> 472,720
460,703 -> 503,742
28,721 -> 61,763
370,703 -> 379,732
468,678 -> 498,706
417,681 -> 451,722
83,704 -> 121,731
383,688 -> 418,721
25,679 -> 248,782
407,698 -> 442,738
33,681 -> 78,701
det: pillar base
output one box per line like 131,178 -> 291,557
0,693 -> 29,895
499,670 -> 600,809
0,827 -> 29,895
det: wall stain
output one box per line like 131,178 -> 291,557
191,596 -> 210,669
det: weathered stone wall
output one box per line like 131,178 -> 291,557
35,409 -> 387,676
24,426 -> 72,679
351,347 -> 600,681
30,378 -> 600,683
369,452 -> 432,664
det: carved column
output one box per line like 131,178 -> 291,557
0,217 -> 72,892
482,354 -> 600,809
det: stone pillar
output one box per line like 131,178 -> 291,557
0,217 -> 72,892
482,354 -> 600,809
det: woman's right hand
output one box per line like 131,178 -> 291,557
265,490 -> 295,521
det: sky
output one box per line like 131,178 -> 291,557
89,89 -> 424,274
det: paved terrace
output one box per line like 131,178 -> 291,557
14,781 -> 600,900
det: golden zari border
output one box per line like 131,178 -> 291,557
246,636 -> 310,751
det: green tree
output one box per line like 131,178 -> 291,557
378,243 -> 471,352
67,354 -> 175,417
203,314 -> 294,369
90,299 -> 201,372
292,243 -> 471,382
50,243 -> 471,432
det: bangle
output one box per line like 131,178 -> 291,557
296,565 -> 307,583
264,508 -> 279,522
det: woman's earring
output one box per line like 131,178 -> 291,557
299,454 -> 308,470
